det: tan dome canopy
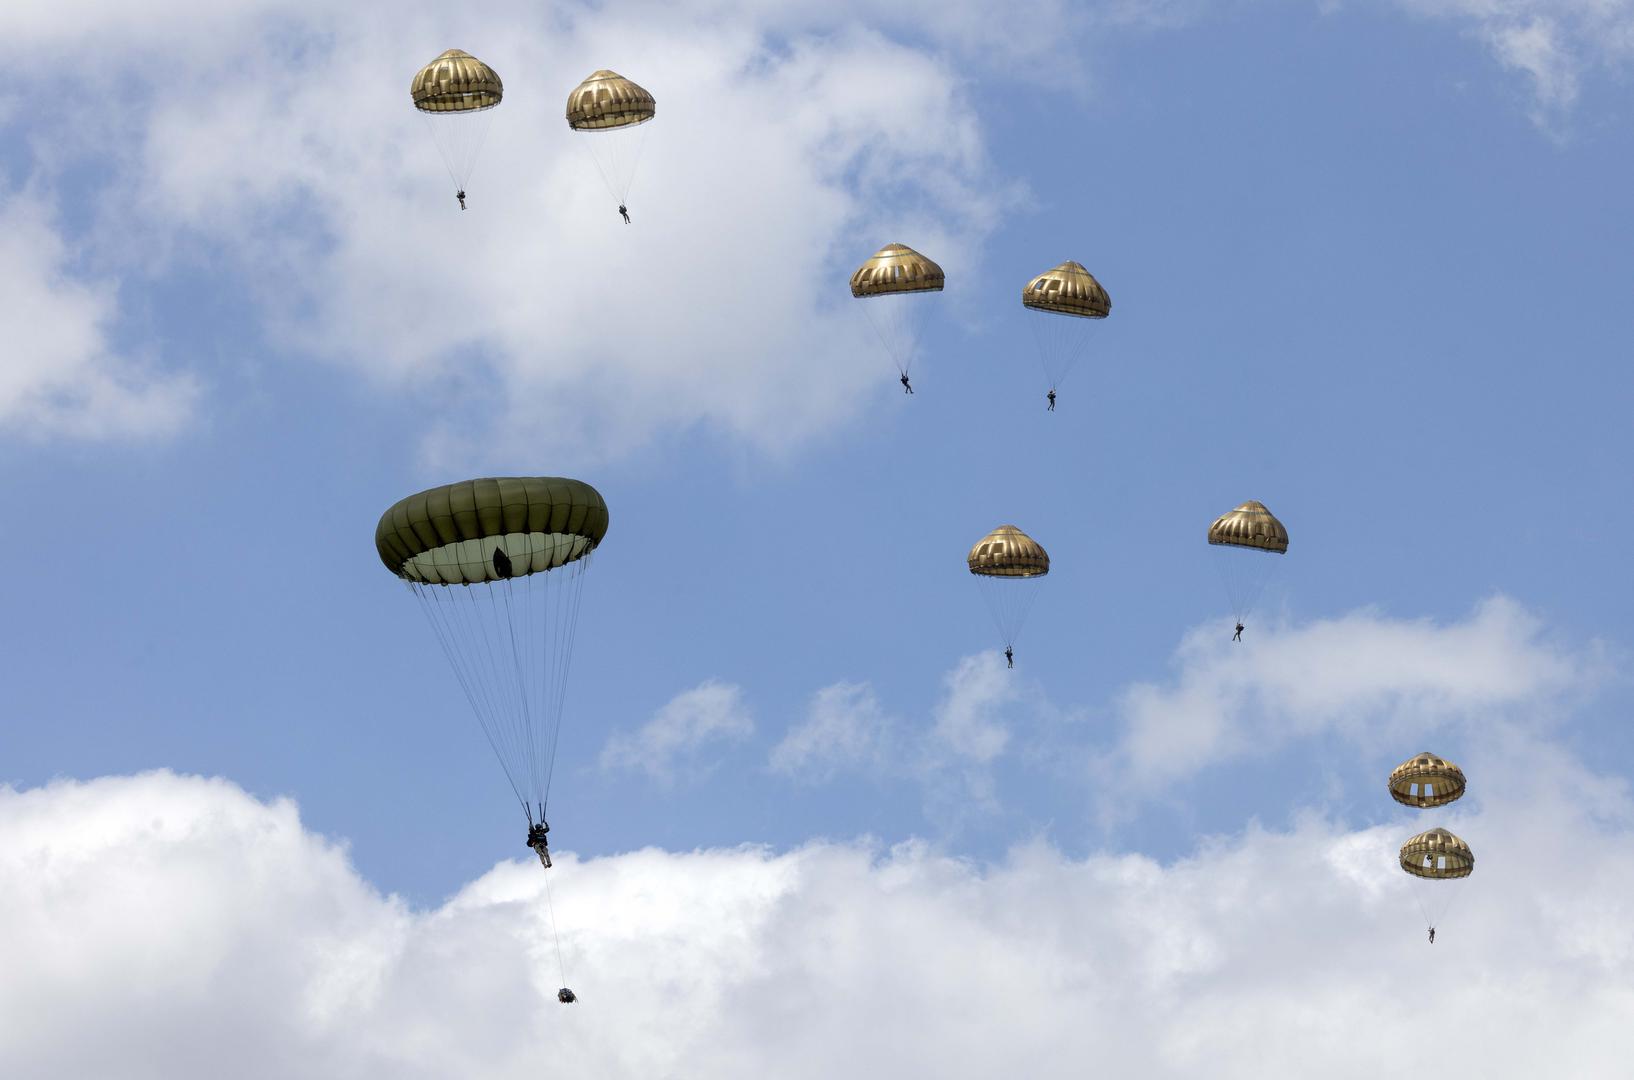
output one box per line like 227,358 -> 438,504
968,525 -> 1049,578
1023,260 -> 1110,319
850,243 -> 945,298
411,49 -> 503,113
566,69 -> 656,130
1399,828 -> 1474,880
376,477 -> 608,585
1389,752 -> 1467,809
1207,500 -> 1289,553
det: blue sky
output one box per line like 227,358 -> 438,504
2,1 -> 1633,1075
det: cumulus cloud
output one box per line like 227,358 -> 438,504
0,0 -> 1028,464
3,762 -> 1634,1078
1093,597 -> 1597,802
0,194 -> 197,440
600,679 -> 754,782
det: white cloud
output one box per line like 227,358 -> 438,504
0,0 -> 1028,465
0,194 -> 197,440
931,651 -> 1016,766
3,761 -> 1634,1078
1093,597 -> 1594,801
769,680 -> 891,779
600,679 -> 754,782
1379,0 -> 1634,127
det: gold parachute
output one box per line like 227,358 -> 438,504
1207,499 -> 1288,631
411,49 -> 503,200
566,70 -> 656,216
1399,827 -> 1475,880
851,243 -> 945,382
968,524 -> 1049,658
1388,752 -> 1467,809
1022,260 -> 1110,399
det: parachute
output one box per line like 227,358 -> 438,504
1023,260 -> 1110,396
850,243 -> 945,381
968,524 -> 1049,656
1206,499 -> 1288,630
375,476 -> 608,828
1399,826 -> 1474,935
411,49 -> 503,201
1389,752 -> 1467,809
566,70 -> 656,214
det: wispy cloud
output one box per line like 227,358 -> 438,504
601,679 -> 754,783
0,194 -> 197,440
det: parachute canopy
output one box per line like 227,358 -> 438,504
851,243 -> 945,297
1399,828 -> 1474,880
411,49 -> 503,112
377,477 -> 608,825
376,477 -> 608,584
566,69 -> 656,130
968,524 -> 1050,577
968,524 -> 1048,653
1023,260 -> 1111,318
1389,752 -> 1467,809
1207,500 -> 1289,553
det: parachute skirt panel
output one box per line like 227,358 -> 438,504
377,477 -> 607,823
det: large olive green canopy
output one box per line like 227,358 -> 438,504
968,525 -> 1050,578
566,69 -> 656,130
376,477 -> 609,585
1389,752 -> 1467,809
1207,500 -> 1289,553
411,49 -> 503,113
1399,828 -> 1474,880
1023,260 -> 1110,319
850,243 -> 945,298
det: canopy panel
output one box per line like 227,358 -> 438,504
1400,828 -> 1475,880
1022,260 -> 1111,318
850,243 -> 945,298
376,477 -> 609,584
412,49 -> 503,112
1389,752 -> 1468,809
566,69 -> 656,130
968,524 -> 1050,578
1207,500 -> 1289,553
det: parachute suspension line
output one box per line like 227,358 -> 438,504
409,582 -> 529,817
542,863 -> 569,988
1214,549 -> 1282,625
420,582 -> 522,803
497,575 -> 539,814
541,554 -> 591,810
1028,311 -> 1099,391
577,124 -> 651,206
419,109 -> 498,195
461,577 -> 535,812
